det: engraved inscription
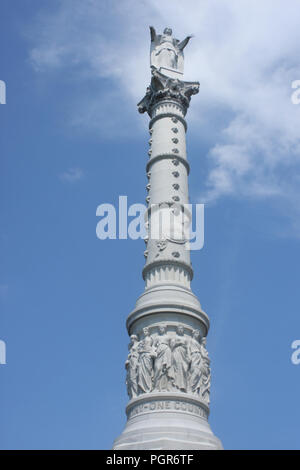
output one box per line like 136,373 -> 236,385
128,399 -> 208,420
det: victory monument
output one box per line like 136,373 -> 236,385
113,27 -> 223,450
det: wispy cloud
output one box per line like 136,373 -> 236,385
27,0 -> 300,232
59,167 -> 84,183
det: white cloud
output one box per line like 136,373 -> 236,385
28,0 -> 300,231
59,167 -> 84,183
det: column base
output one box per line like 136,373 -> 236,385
113,393 -> 223,450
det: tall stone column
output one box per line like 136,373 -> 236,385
113,27 -> 222,450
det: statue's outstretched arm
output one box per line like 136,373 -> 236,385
149,26 -> 157,42
177,35 -> 193,51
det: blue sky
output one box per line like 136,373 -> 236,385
1,0 -> 300,449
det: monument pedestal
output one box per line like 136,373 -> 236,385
113,393 -> 222,450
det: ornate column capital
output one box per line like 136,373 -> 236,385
138,67 -> 200,116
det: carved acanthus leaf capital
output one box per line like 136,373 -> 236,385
138,68 -> 199,115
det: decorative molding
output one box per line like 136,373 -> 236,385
144,263 -> 190,289
146,154 -> 189,174
149,114 -> 186,132
143,259 -> 193,281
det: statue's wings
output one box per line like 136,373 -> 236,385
177,35 -> 193,51
149,26 -> 161,47
149,26 -> 157,42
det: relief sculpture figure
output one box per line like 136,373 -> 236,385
125,334 -> 139,399
188,329 -> 203,395
137,327 -> 156,393
200,337 -> 211,405
170,325 -> 191,392
153,325 -> 174,391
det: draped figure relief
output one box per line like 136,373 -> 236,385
153,325 -> 174,392
125,335 -> 139,399
124,325 -> 211,402
199,337 -> 211,405
188,329 -> 203,395
137,327 -> 156,393
170,326 -> 191,392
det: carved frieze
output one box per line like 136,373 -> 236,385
125,325 -> 211,402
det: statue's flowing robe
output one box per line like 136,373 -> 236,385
200,346 -> 211,404
153,335 -> 173,391
171,337 -> 190,391
189,338 -> 202,394
154,36 -> 178,69
126,344 -> 139,398
138,336 -> 155,393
